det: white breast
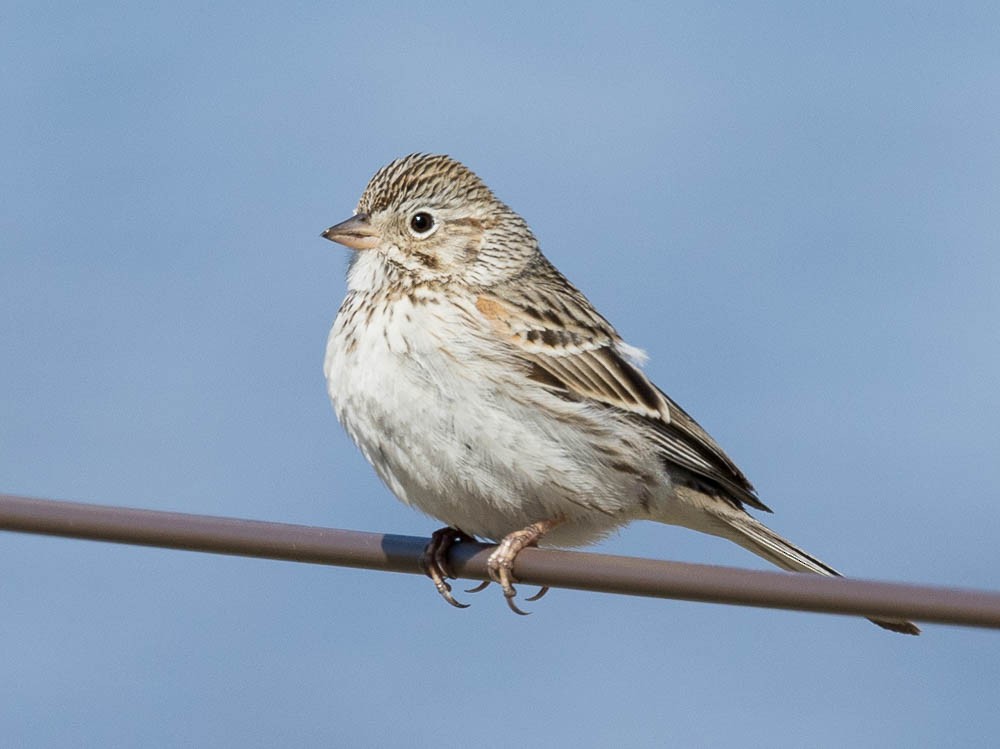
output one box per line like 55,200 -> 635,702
324,268 -> 671,545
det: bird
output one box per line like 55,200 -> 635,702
321,153 -> 919,635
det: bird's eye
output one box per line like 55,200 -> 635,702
409,212 -> 435,235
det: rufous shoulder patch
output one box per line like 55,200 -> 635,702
475,295 -> 506,321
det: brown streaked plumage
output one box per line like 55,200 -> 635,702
321,153 -> 919,634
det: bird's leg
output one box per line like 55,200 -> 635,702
420,527 -> 475,609
488,517 -> 564,615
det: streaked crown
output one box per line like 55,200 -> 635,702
325,153 -> 539,288
357,153 -> 499,215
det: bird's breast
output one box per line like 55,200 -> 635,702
322,287 -> 669,541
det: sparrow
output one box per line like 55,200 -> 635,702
321,153 -> 919,635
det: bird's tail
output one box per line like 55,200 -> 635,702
713,512 -> 920,635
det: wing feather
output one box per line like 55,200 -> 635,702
474,270 -> 767,512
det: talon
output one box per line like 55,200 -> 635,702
434,538 -> 455,580
524,586 -> 549,602
486,517 -> 565,615
505,593 -> 531,616
465,580 -> 491,594
488,547 -> 528,614
496,562 -> 530,615
421,527 -> 474,609
434,579 -> 470,609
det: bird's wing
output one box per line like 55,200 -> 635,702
474,292 -> 670,420
474,274 -> 767,511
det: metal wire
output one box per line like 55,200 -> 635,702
2,492 -> 998,630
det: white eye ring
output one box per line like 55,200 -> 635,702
408,211 -> 437,237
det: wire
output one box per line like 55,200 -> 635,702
1,492 -> 997,630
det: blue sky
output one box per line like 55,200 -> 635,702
2,3 -> 999,746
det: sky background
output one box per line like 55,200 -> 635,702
3,2 -> 999,746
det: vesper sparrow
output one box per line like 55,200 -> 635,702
322,153 -> 918,634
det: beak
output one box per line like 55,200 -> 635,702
321,213 -> 380,250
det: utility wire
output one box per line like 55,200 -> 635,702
1,492 -> 998,630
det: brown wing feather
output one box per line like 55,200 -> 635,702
475,264 -> 768,512
475,292 -> 670,420
652,389 -> 768,510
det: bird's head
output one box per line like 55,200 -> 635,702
322,154 -> 538,287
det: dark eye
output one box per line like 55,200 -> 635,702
410,212 -> 434,234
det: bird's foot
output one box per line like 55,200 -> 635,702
487,517 -> 563,615
420,527 -> 475,609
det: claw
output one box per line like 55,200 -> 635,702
434,578 -> 470,609
420,527 -> 474,609
504,591 -> 531,616
524,586 -> 550,602
433,534 -> 456,580
422,519 -> 564,614
492,557 -> 530,615
485,517 -> 564,615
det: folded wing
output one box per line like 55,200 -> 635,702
475,274 -> 768,512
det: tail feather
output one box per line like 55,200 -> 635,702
719,513 -> 920,636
